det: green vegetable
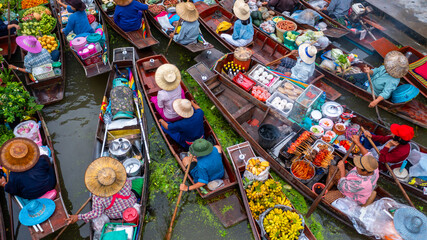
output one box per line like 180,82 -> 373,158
253,19 -> 261,27
0,125 -> 14,147
251,11 -> 259,20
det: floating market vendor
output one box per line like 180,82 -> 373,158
267,0 -> 298,14
275,43 -> 317,82
159,99 -> 204,150
0,138 -> 56,200
321,0 -> 351,20
170,2 -> 200,45
113,0 -> 148,32
56,0 -> 95,37
344,51 -> 409,108
66,157 -> 137,231
220,1 -> 254,47
150,64 -> 184,122
0,16 -> 20,37
324,154 -> 379,205
351,124 -> 414,171
179,139 -> 225,192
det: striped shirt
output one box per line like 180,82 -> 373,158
24,48 -> 52,73
78,180 -> 136,222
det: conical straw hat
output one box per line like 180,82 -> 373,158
233,1 -> 250,20
173,99 -> 194,118
176,2 -> 199,22
155,64 -> 181,91
84,157 -> 127,197
0,138 -> 40,172
384,51 -> 409,79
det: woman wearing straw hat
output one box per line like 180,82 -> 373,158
159,99 -> 205,150
0,138 -> 56,199
275,43 -> 317,82
8,36 -> 54,73
66,157 -> 137,231
220,1 -> 254,47
113,0 -> 148,32
172,2 -> 201,45
56,0 -> 95,37
344,51 -> 409,108
150,64 -> 185,122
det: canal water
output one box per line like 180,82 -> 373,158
5,24 -> 426,240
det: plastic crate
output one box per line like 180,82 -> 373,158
101,222 -> 137,240
247,64 -> 280,93
282,31 -> 300,50
266,92 -> 294,117
320,50 -> 339,66
32,63 -> 55,80
233,72 -> 256,92
289,84 -> 322,123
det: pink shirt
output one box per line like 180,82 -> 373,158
337,167 -> 379,205
157,85 -> 182,119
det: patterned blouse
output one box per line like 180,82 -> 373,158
78,180 -> 137,222
24,48 -> 52,73
337,167 -> 379,205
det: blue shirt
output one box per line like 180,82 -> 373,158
174,20 -> 200,45
63,6 -> 94,36
367,65 -> 400,100
114,1 -> 148,32
232,18 -> 254,41
167,108 -> 204,148
291,58 -> 315,82
190,147 -> 225,184
326,0 -> 351,18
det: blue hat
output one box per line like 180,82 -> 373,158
19,199 -> 55,226
394,207 -> 426,240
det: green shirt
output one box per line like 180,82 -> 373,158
367,66 -> 400,100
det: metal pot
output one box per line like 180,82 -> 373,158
123,158 -> 143,177
321,101 -> 343,121
109,138 -> 132,161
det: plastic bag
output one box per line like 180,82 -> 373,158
320,59 -> 336,71
307,0 -> 328,10
290,9 -> 320,26
409,151 -> 427,177
243,157 -> 270,181
13,120 -> 41,145
92,214 -> 110,233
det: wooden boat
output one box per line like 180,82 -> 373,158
54,1 -> 112,78
94,0 -> 159,50
135,54 -> 238,199
145,3 -> 214,53
227,142 -> 317,240
316,44 -> 427,129
0,202 -> 5,240
92,47 -> 150,239
0,34 -> 18,56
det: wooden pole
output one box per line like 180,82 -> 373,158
7,0 -> 11,60
7,194 -> 15,240
165,19 -> 183,54
360,127 -> 415,208
366,71 -> 384,125
266,52 -> 293,66
53,196 -> 91,240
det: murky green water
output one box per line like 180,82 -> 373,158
4,25 -> 426,240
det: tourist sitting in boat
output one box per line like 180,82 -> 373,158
344,51 -> 409,108
321,0 -> 351,21
324,154 -> 379,205
275,43 -> 317,82
0,138 -> 56,199
150,64 -> 184,122
8,36 -> 53,73
220,1 -> 254,47
351,124 -> 414,171
267,0 -> 298,14
171,2 -> 200,45
159,99 -> 204,150
113,0 -> 148,32
66,157 -> 137,231
179,139 -> 225,192
56,0 -> 95,37
0,18 -> 19,37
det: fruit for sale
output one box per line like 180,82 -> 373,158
38,35 -> 58,53
263,208 -> 304,240
246,157 -> 269,176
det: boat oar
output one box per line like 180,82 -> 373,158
7,194 -> 15,240
100,112 -> 113,156
360,127 -> 415,208
53,196 -> 91,240
165,155 -> 194,240
306,131 -> 362,218
133,97 -> 151,163
7,0 -> 11,60
366,70 -> 385,125
165,19 -> 183,54
266,52 -> 293,66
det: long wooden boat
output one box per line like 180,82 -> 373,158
0,34 -> 18,56
91,47 -> 150,239
136,54 -> 238,199
227,142 -> 317,240
54,1 -> 112,78
0,201 -> 5,240
316,44 -> 427,129
94,0 -> 159,50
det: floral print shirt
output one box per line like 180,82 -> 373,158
337,167 -> 379,205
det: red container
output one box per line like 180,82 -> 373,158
123,207 -> 139,225
233,72 -> 255,92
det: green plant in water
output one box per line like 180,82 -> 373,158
221,204 -> 233,215
219,230 -> 227,237
0,124 -> 14,147
0,66 -> 14,84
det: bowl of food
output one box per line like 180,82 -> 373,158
319,118 -> 334,131
291,160 -> 315,183
310,125 -> 324,138
333,123 -> 346,135
322,130 -> 336,143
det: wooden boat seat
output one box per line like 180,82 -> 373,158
361,191 -> 377,207
232,104 -> 255,120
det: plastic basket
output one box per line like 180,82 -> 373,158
266,92 -> 294,117
247,64 -> 280,93
32,63 -> 55,80
101,222 -> 137,240
258,205 -> 306,240
233,72 -> 256,92
282,31 -> 300,50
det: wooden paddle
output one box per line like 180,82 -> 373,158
165,19 -> 183,54
53,196 -> 92,240
366,70 -> 385,125
7,0 -> 11,60
266,52 -> 293,66
360,127 -> 415,208
305,131 -> 362,218
165,154 -> 194,240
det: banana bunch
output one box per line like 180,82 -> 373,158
263,208 -> 304,240
246,158 -> 269,176
248,200 -> 266,220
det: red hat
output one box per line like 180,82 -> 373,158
390,124 -> 414,141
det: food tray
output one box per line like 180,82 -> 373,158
311,139 -> 334,155
266,92 -> 294,117
233,72 -> 255,92
296,84 -> 323,108
278,126 -> 306,160
276,79 -> 305,101
247,64 -> 280,93
290,159 -> 315,183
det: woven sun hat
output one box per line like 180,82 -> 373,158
84,157 -> 127,198
298,43 -> 317,64
394,207 -> 426,240
0,138 -> 40,172
189,139 -> 213,157
155,64 -> 181,91
172,99 -> 194,118
19,199 -> 55,226
176,2 -> 199,22
114,0 -> 133,6
384,51 -> 409,79
16,36 -> 42,54
353,154 -> 378,172
233,1 -> 250,21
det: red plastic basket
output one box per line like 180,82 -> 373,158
232,72 -> 255,92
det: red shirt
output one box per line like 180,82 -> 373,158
372,135 -> 410,170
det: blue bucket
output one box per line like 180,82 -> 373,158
391,84 -> 420,103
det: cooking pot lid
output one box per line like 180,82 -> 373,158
322,101 -> 343,117
109,138 -> 131,155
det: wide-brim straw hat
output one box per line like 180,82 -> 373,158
173,99 -> 194,118
155,64 -> 181,91
114,0 -> 133,7
353,154 -> 378,172
16,36 -> 42,54
84,157 -> 127,198
189,139 -> 213,157
298,43 -> 317,64
233,1 -> 250,21
384,51 -> 409,78
176,2 -> 199,22
0,138 -> 40,172
394,207 -> 426,240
